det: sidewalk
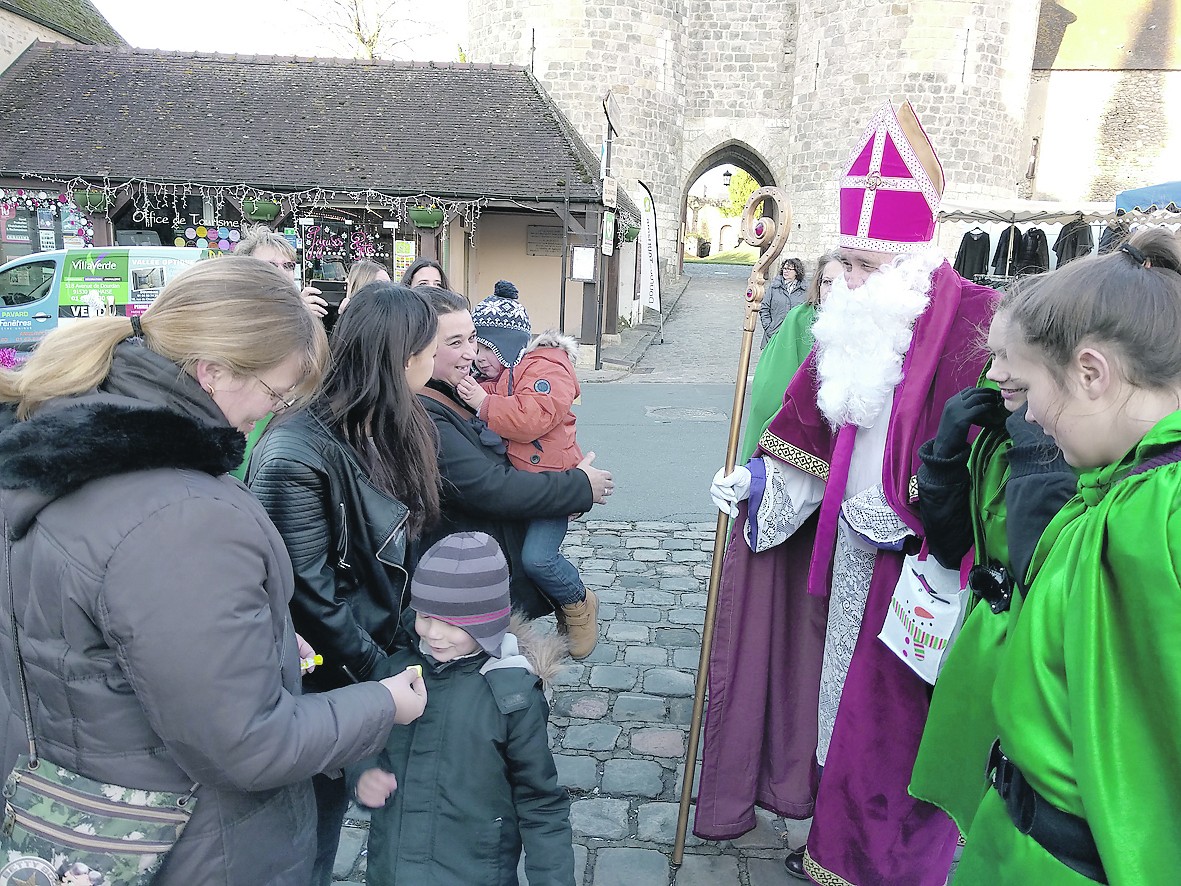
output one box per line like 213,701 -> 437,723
330,519 -> 807,886
577,277 -> 692,383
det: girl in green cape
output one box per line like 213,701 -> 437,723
740,251 -> 842,462
909,311 -> 1076,835
955,228 -> 1181,884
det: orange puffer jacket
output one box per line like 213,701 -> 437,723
478,330 -> 584,472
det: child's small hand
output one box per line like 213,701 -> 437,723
356,768 -> 399,808
456,375 -> 487,411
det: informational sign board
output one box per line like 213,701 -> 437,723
571,246 -> 596,282
525,226 -> 563,257
600,211 -> 616,256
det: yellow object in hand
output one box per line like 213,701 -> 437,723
300,654 -> 324,673
408,664 -> 423,680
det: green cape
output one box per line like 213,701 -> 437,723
957,409 -> 1181,884
740,302 -> 816,463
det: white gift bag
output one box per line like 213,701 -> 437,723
878,547 -> 969,684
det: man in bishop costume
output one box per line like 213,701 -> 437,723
696,101 -> 998,885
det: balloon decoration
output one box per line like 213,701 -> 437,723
0,189 -> 96,245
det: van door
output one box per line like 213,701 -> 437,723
0,257 -> 60,349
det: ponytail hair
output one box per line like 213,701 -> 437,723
1000,228 -> 1181,390
0,256 -> 328,419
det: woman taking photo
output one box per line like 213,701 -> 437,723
0,258 -> 426,884
416,286 -> 613,626
247,282 -> 440,885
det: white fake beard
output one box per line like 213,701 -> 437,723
811,248 -> 943,428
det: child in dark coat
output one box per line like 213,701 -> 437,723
349,532 -> 574,886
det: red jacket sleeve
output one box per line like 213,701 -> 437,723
480,351 -> 578,445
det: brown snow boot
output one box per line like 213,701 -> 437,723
559,588 -> 599,660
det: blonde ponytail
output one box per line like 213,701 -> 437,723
0,257 -> 328,420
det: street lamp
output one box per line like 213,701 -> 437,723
721,170 -> 732,187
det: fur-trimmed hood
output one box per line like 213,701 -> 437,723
522,329 -> 580,364
0,341 -> 243,538
480,613 -> 569,689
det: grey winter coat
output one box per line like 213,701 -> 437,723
0,342 -> 398,885
760,276 -> 806,347
348,614 -> 574,886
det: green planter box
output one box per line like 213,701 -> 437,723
408,206 -> 444,228
241,199 -> 281,221
72,190 -> 109,212
621,222 -> 641,242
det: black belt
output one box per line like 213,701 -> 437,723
987,740 -> 1108,883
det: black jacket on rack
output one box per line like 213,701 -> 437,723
1053,219 -> 1094,266
1099,219 -> 1130,254
954,229 -> 991,279
1017,228 -> 1050,274
992,225 -> 1021,275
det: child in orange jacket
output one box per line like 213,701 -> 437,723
456,281 -> 599,659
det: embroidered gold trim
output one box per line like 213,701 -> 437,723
909,474 -> 919,503
803,849 -> 858,886
758,430 -> 830,481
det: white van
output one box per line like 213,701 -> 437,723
0,247 -> 211,350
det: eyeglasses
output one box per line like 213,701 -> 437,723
255,376 -> 298,413
265,260 -> 298,272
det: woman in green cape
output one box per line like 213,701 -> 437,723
909,309 -> 1075,836
740,251 -> 842,462
954,228 -> 1181,884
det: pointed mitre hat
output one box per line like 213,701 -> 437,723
838,101 -> 945,253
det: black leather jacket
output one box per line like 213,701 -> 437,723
247,408 -> 410,691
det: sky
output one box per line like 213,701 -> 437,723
92,0 -> 469,62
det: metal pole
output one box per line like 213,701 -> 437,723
560,185 -> 570,335
672,187 -> 791,865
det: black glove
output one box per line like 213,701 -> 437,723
1006,402 -> 1054,450
932,387 -> 1009,457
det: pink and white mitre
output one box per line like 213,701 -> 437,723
838,101 -> 946,253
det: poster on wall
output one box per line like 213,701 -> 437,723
394,240 -> 416,278
3,212 -> 31,244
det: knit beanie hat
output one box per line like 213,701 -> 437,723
410,532 -> 512,656
471,280 -> 531,367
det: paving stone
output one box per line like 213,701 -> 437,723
667,696 -> 696,725
554,754 -> 599,791
596,603 -> 618,622
643,668 -> 696,696
333,825 -> 367,879
592,847 -> 670,886
597,588 -> 628,604
612,693 -> 667,722
692,565 -> 712,579
580,571 -> 616,587
594,535 -> 622,547
642,521 -> 689,531
622,606 -> 663,622
731,807 -> 787,849
661,538 -> 696,550
570,798 -> 631,839
589,665 -> 638,691
672,647 -> 702,670
637,801 -> 704,845
564,545 -> 595,557
674,853 -> 739,885
600,548 -> 635,560
655,627 -> 701,647
668,607 -> 706,625
626,537 -> 661,548
634,549 -> 668,562
680,593 -> 708,608
625,646 -> 669,666
659,577 -> 699,592
614,561 -> 647,573
585,520 -> 634,530
631,727 -> 686,757
553,691 -> 611,720
671,550 -> 708,563
747,856 -> 797,886
606,622 -> 650,642
552,664 -> 586,687
581,558 -> 615,571
602,758 -> 665,797
581,642 -> 619,664
632,588 -> 676,606
657,564 -> 693,577
618,574 -> 657,589
563,723 -> 622,751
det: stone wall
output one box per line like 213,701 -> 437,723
785,0 -> 1041,260
0,10 -> 74,74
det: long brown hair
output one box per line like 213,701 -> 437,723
319,283 -> 441,535
806,250 -> 842,306
1001,228 -> 1181,388
0,257 -> 327,419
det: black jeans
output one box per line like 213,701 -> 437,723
311,772 -> 350,886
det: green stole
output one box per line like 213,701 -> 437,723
740,302 -> 816,463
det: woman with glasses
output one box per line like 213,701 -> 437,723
236,224 -> 329,319
0,257 -> 426,884
246,283 -> 442,886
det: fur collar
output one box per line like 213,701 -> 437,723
523,329 -> 580,363
0,400 -> 245,501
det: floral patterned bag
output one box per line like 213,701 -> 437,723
1,527 -> 196,885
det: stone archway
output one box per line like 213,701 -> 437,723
680,139 -> 779,271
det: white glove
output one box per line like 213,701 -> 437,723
710,465 -> 752,518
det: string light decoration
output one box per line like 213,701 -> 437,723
0,188 -> 96,245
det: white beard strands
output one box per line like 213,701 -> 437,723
811,248 -> 943,429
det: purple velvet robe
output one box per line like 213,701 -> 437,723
695,261 -> 997,886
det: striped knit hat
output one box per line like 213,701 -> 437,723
410,532 -> 512,656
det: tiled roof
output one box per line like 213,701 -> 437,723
0,42 -> 618,207
0,0 -> 123,45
